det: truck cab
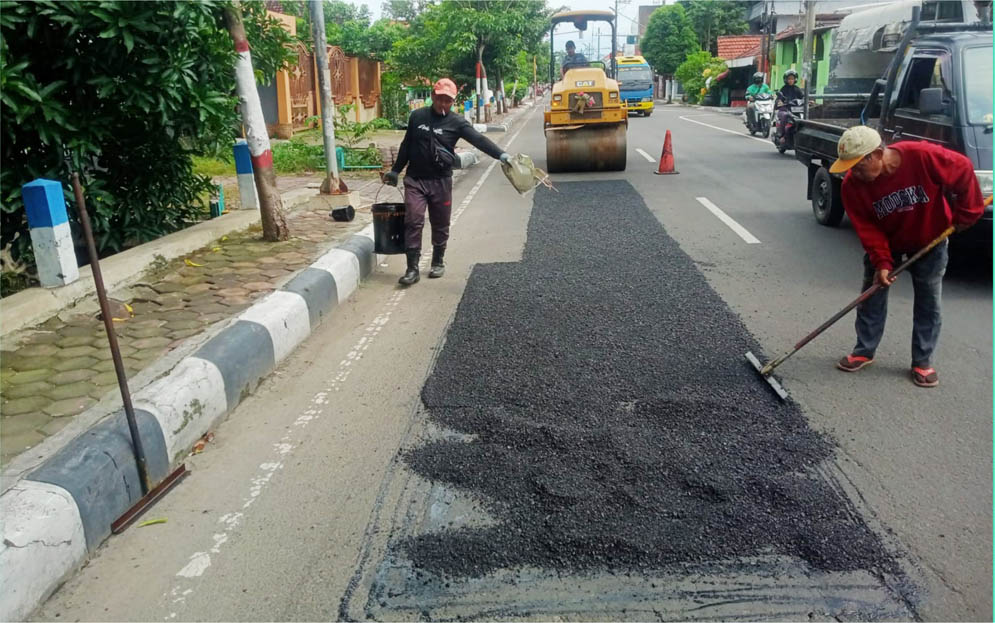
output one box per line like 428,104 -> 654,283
616,55 -> 654,116
794,26 -> 992,240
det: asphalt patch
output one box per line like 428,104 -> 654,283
404,180 -> 897,580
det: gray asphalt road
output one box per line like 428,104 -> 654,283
35,105 -> 991,622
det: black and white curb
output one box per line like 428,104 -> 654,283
0,226 -> 377,621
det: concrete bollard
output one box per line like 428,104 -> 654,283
21,179 -> 79,288
233,140 -> 259,211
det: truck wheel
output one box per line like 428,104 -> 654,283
812,166 -> 844,227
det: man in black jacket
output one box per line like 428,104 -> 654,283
384,78 -> 510,285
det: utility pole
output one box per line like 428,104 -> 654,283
801,0 -> 816,117
309,0 -> 342,195
224,1 -> 288,241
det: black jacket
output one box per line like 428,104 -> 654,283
391,106 -> 504,179
776,84 -> 804,105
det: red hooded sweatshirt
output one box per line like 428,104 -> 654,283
841,141 -> 984,271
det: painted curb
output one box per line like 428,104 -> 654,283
0,225 -> 377,621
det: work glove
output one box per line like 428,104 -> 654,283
383,170 -> 399,186
499,152 -> 511,164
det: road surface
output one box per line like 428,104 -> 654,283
36,105 -> 992,622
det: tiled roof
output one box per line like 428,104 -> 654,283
717,35 -> 764,59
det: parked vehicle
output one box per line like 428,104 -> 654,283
793,11 -> 992,248
744,93 -> 774,137
773,98 -> 805,153
616,55 -> 654,117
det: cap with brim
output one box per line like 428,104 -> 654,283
829,125 -> 882,174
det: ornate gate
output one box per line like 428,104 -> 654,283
289,44 -> 315,129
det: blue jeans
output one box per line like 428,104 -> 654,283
852,240 -> 948,368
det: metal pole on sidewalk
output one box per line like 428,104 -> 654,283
310,0 -> 342,194
70,173 -> 150,496
801,0 -> 816,117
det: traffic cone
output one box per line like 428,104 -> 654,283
654,129 -> 679,175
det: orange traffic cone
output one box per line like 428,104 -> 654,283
654,129 -> 679,175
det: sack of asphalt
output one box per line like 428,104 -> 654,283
501,153 -> 555,195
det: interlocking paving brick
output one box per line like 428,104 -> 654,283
3,380 -> 53,399
48,369 -> 98,385
131,336 -> 172,350
43,396 -> 96,417
5,354 -> 54,371
2,395 -> 49,415
4,368 -> 52,386
165,319 -> 203,331
48,380 -> 94,400
243,281 -> 274,292
53,356 -> 99,372
55,345 -> 99,359
217,287 -> 250,298
17,343 -> 61,357
59,335 -> 96,347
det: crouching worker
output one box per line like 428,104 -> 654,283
383,78 -> 511,285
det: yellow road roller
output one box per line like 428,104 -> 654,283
544,10 -> 627,173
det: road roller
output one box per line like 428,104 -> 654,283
544,10 -> 628,173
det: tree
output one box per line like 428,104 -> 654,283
677,0 -> 748,56
0,0 -> 295,280
640,4 -> 700,76
674,50 -> 728,104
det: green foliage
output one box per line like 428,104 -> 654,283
0,0 -> 295,276
640,4 -> 700,76
677,0 -> 748,56
675,50 -> 727,104
379,70 -> 410,127
335,104 -> 392,149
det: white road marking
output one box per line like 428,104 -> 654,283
695,197 -> 761,244
635,148 -> 656,163
679,115 -> 771,145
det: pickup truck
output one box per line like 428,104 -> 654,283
793,23 -> 993,248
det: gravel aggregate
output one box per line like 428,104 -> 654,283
403,180 -> 897,580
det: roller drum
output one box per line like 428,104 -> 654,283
545,123 -> 627,173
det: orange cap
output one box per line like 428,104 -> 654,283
433,78 -> 457,98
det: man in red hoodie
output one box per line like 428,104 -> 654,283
830,125 -> 984,387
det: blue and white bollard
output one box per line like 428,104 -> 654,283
21,179 -> 79,288
233,140 -> 259,211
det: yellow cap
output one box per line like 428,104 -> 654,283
829,125 -> 882,174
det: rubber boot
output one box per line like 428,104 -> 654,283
398,249 -> 420,286
428,245 -> 446,279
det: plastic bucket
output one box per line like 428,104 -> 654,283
372,202 -> 406,254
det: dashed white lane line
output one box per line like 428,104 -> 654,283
679,114 -> 771,145
695,197 -> 761,245
635,148 -> 656,163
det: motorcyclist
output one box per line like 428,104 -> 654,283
744,72 -> 771,129
775,69 -> 805,140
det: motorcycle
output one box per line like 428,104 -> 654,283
772,97 -> 805,154
743,93 -> 774,137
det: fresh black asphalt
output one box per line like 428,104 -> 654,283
404,180 -> 897,579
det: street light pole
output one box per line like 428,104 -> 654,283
310,0 -> 341,195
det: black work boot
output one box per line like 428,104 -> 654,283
398,249 -> 420,286
428,245 -> 446,279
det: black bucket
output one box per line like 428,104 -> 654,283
372,202 -> 406,254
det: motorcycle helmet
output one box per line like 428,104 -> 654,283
783,69 -> 798,82
752,72 -> 764,84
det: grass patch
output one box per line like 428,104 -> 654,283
192,155 -> 235,177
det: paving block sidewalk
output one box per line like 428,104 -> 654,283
0,192 -> 375,466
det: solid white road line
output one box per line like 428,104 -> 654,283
679,115 -> 771,145
635,148 -> 656,163
695,197 -> 761,244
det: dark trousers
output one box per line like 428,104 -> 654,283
853,240 -> 948,368
403,176 -> 453,250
